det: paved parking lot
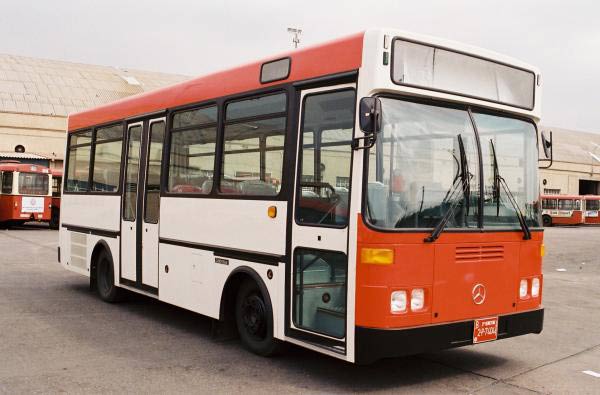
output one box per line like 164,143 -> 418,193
0,225 -> 599,394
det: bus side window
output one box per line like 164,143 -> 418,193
66,130 -> 92,192
220,93 -> 287,196
1,172 -> 12,194
296,89 -> 356,227
167,105 -> 218,195
144,121 -> 165,223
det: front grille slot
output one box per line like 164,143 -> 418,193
455,245 -> 504,262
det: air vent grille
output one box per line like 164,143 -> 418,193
455,245 -> 504,262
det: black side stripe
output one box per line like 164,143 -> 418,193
62,223 -> 120,238
159,237 -> 283,266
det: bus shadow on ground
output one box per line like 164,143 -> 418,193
64,284 -> 508,391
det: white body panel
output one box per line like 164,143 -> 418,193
142,221 -> 159,287
61,194 -> 121,230
160,198 -> 287,255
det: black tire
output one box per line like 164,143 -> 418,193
542,215 -> 552,227
49,208 -> 59,230
235,279 -> 282,356
96,250 -> 124,303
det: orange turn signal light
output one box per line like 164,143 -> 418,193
540,244 -> 545,257
268,206 -> 277,218
361,248 -> 394,265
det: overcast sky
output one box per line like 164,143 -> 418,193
1,0 -> 598,132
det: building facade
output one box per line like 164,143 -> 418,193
539,126 -> 600,196
0,53 -> 188,170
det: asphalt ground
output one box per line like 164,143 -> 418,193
0,224 -> 599,394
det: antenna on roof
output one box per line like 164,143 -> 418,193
287,27 -> 302,49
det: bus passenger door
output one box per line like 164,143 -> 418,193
289,85 -> 356,353
140,118 -> 165,289
121,122 -> 143,283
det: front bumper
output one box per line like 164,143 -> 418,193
355,308 -> 544,364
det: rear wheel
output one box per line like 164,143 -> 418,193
96,250 -> 124,303
235,279 -> 281,356
542,214 -> 552,227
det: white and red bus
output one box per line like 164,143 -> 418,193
50,169 -> 63,229
541,194 -> 583,226
583,195 -> 600,224
0,161 -> 53,227
59,29 -> 545,363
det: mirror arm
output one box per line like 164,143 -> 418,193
538,131 -> 553,169
352,133 -> 376,150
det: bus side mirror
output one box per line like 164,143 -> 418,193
359,97 -> 382,135
539,130 -> 553,169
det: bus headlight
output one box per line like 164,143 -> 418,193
391,290 -> 407,313
519,279 -> 528,299
411,288 -> 425,311
531,277 -> 540,297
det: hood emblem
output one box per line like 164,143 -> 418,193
472,283 -> 486,305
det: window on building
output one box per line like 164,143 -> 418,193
544,188 -> 561,195
91,124 -> 123,192
66,130 -> 92,192
220,93 -> 287,196
168,106 -> 218,194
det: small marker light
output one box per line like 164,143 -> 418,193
267,206 -> 277,218
531,277 -> 540,298
411,288 -> 425,311
391,290 -> 407,313
519,279 -> 528,299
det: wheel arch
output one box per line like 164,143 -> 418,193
90,239 -> 114,286
219,266 -> 273,323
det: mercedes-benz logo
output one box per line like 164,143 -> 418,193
472,283 -> 486,305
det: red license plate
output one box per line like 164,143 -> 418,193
473,317 -> 498,344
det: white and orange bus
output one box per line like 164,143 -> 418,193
59,29 -> 545,363
541,195 -> 583,226
0,161 -> 53,227
583,195 -> 600,224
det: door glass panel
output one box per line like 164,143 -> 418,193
144,121 -> 165,224
296,90 -> 355,226
123,125 -> 142,221
293,248 -> 347,338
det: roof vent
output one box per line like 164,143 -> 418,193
260,58 -> 291,84
120,75 -> 141,86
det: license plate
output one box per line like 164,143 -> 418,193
473,317 -> 498,344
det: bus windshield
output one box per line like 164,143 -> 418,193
365,98 -> 540,230
18,172 -> 49,196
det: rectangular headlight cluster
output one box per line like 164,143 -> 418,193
391,288 -> 426,313
519,277 -> 541,299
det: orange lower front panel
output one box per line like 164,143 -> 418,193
355,216 -> 543,329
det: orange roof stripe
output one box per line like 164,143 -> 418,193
68,32 -> 365,131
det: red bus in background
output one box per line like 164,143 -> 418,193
541,195 -> 583,226
0,161 -> 53,227
583,195 -> 600,224
50,169 -> 62,229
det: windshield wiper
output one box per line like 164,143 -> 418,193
490,139 -> 531,240
425,134 -> 472,242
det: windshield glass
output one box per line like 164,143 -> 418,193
365,98 -> 540,230
475,112 -> 540,227
366,98 -> 480,229
18,172 -> 49,196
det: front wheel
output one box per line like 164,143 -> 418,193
542,215 -> 552,227
235,279 -> 282,356
96,250 -> 124,303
